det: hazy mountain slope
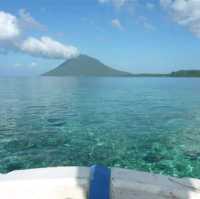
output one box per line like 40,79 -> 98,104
43,54 -> 132,76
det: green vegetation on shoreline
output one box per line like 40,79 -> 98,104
134,70 -> 200,77
170,70 -> 200,77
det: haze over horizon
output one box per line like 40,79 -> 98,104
1,0 -> 200,76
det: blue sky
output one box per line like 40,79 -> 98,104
1,0 -> 200,76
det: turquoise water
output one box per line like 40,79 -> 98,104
1,77 -> 200,178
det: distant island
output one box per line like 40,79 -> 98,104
43,54 -> 132,76
43,55 -> 200,77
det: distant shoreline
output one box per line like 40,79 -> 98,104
129,70 -> 200,78
43,71 -> 200,78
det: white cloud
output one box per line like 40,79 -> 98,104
160,0 -> 172,8
18,9 -> 46,31
98,0 -> 127,8
18,36 -> 78,59
14,62 -> 38,68
0,11 -> 20,40
146,2 -> 155,10
0,10 -> 79,60
30,62 -> 37,67
98,0 -> 108,2
137,16 -> 156,31
111,19 -> 123,30
14,63 -> 23,67
160,0 -> 200,37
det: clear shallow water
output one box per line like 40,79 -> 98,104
0,77 -> 200,178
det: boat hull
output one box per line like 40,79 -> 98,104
0,167 -> 200,199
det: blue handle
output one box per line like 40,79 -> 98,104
88,165 -> 111,199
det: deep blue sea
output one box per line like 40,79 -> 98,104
0,77 -> 200,178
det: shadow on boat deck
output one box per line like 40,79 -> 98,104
76,166 -> 200,199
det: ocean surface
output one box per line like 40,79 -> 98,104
0,77 -> 200,178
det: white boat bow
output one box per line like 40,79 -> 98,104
0,166 -> 200,199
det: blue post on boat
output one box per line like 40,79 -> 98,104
88,165 -> 111,199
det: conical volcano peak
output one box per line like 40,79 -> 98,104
43,54 -> 132,76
